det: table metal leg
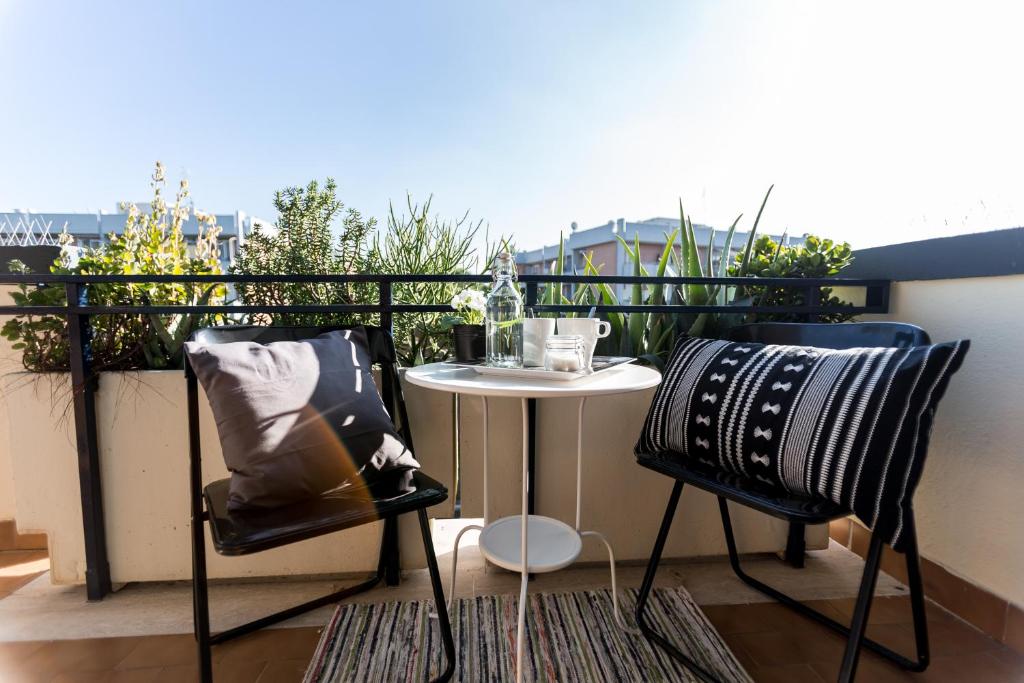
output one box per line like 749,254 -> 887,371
527,398 -> 536,517
580,530 -> 633,631
482,396 -> 489,526
575,397 -> 633,633
575,397 -> 586,530
516,397 -> 529,683
443,523 -> 483,613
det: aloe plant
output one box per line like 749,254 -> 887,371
555,189 -> 774,369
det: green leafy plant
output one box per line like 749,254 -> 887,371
728,233 -> 856,323
365,195 -> 510,366
232,178 -> 376,327
572,196 -> 752,368
564,185 -> 857,368
2,162 -> 225,371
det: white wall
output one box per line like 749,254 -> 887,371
0,285 -> 24,522
874,275 -> 1024,606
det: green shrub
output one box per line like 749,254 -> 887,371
232,185 -> 508,366
567,187 -> 855,367
1,162 -> 225,372
729,233 -> 855,323
364,195 -> 508,366
231,178 -> 376,327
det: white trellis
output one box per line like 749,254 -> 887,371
0,215 -> 68,247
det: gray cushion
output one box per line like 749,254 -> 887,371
185,328 -> 419,511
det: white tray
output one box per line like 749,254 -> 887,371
444,356 -> 635,382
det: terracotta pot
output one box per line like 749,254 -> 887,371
452,324 -> 485,361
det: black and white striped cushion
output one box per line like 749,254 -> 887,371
636,336 -> 969,550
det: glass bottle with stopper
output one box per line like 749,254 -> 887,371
485,251 -> 524,367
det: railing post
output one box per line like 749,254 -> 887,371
525,281 -> 538,311
65,282 -> 112,601
865,281 -> 890,313
379,279 -> 393,337
803,284 -> 821,323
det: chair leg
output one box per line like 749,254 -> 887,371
191,508 -> 212,682
207,532 -> 389,646
902,513 -> 930,671
839,531 -> 884,682
383,515 -> 402,586
418,508 -> 456,683
784,522 -> 806,568
717,497 -> 929,674
635,482 -> 718,683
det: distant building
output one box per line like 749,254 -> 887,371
516,216 -> 802,296
0,207 -> 270,271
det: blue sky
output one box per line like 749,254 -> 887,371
1,1 -> 1021,253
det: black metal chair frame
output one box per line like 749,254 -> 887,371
635,322 -> 933,683
186,325 -> 455,682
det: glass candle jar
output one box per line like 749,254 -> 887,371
544,335 -> 586,372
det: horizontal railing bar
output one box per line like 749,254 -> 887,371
0,273 -> 889,288
0,304 -> 882,316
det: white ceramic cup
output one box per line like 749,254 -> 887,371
555,317 -> 611,368
522,318 -> 556,366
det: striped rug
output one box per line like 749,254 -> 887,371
304,587 -> 751,682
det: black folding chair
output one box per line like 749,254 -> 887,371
635,322 -> 931,683
186,325 -> 455,682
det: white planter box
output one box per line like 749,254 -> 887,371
2,369 -> 818,586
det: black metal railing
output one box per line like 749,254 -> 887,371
0,272 -> 889,600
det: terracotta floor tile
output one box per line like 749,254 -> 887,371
921,558 -> 1009,640
824,595 -> 909,624
798,599 -> 856,623
13,533 -> 48,552
51,668 -> 166,683
146,659 -> 266,683
990,644 -> 1024,668
700,602 -> 817,635
746,662 -> 826,682
808,653 -> 918,682
0,549 -> 48,569
720,634 -> 757,671
730,623 -> 850,667
0,549 -> 50,599
152,663 -> 199,683
1004,602 -> 1024,653
114,634 -> 197,670
879,547 -> 911,585
828,518 -> 851,547
0,640 -> 48,682
0,521 -> 15,550
915,652 -> 1024,682
16,638 -> 140,681
213,628 -> 321,666
925,618 -> 1005,656
255,659 -> 309,683
0,639 -> 46,662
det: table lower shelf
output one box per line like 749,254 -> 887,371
478,515 -> 583,573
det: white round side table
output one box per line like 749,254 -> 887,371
405,362 -> 661,683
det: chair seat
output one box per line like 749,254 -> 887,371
204,471 -> 448,556
636,451 -> 849,524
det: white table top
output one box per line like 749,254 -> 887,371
404,361 -> 661,398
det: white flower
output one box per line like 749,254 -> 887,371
60,242 -> 81,269
450,288 -> 486,323
465,290 -> 487,313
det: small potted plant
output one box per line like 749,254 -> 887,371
444,288 -> 487,361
